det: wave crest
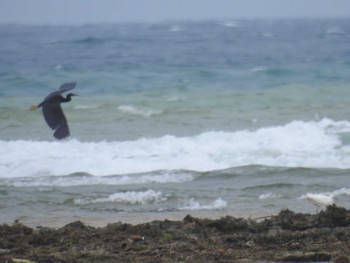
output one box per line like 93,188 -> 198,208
74,189 -> 166,205
178,197 -> 227,211
1,119 -> 350,179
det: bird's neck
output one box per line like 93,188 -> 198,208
61,95 -> 72,103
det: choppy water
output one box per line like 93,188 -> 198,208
1,19 -> 350,225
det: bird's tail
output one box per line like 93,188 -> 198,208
29,105 -> 39,111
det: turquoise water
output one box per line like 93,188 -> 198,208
1,19 -> 350,225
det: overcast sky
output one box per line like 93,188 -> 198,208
1,0 -> 350,25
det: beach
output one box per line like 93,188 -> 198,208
1,18 -> 350,262
1,206 -> 350,262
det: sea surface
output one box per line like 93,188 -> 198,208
1,19 -> 350,226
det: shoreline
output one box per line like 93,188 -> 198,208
2,209 -> 276,229
1,206 -> 350,262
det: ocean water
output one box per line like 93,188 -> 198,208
1,19 -> 350,226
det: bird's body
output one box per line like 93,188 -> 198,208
30,82 -> 77,140
305,193 -> 334,211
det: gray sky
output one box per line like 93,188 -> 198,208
1,0 -> 350,25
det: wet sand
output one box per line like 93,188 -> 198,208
0,206 -> 350,262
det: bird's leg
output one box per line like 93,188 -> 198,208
29,105 -> 39,111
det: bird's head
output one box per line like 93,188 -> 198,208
66,93 -> 78,100
67,93 -> 78,97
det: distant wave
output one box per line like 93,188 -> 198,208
251,66 -> 268,72
117,105 -> 163,117
218,21 -> 239,28
74,189 -> 166,205
259,192 -> 279,200
2,171 -> 196,187
2,119 -> 350,180
74,105 -> 99,109
178,197 -> 227,211
169,25 -> 184,32
325,27 -> 346,35
3,165 -> 347,188
72,36 -> 108,44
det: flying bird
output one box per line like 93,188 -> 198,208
30,82 -> 78,140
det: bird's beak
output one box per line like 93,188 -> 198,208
29,105 -> 39,111
72,93 -> 78,96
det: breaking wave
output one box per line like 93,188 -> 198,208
2,119 -> 350,181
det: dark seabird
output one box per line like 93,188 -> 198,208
30,82 -> 78,140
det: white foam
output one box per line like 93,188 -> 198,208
74,189 -> 166,205
330,187 -> 350,197
261,32 -> 273,38
251,66 -> 267,72
259,192 -> 278,200
326,27 -> 345,35
117,105 -> 163,117
178,197 -> 227,211
219,21 -> 239,28
166,96 -> 187,102
169,25 -> 184,32
74,105 -> 99,109
2,119 -> 350,179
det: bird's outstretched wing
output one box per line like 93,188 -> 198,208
40,82 -> 76,106
53,123 -> 70,140
42,103 -> 70,139
42,104 -> 62,129
58,82 -> 76,93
